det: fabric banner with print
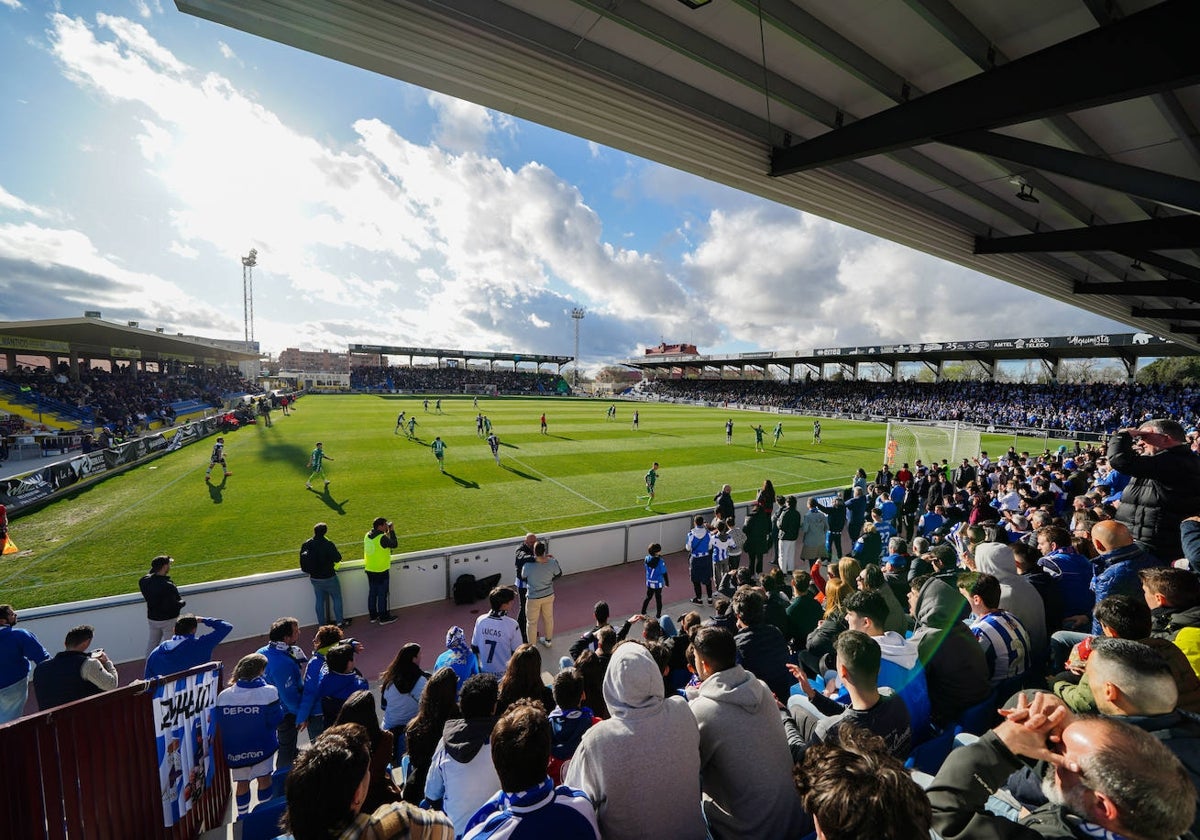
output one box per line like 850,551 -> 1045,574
151,665 -> 219,827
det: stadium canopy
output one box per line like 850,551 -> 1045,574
0,317 -> 261,372
621,331 -> 1196,381
349,343 -> 573,370
177,0 -> 1200,351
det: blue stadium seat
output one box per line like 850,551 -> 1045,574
904,725 -> 958,775
957,690 -> 1000,736
240,797 -> 288,840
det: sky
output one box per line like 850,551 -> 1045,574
0,1 -> 1130,370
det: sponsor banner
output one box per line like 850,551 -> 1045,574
813,332 -> 1170,358
152,666 -> 219,828
70,451 -> 108,480
0,335 -> 70,353
110,346 -> 143,359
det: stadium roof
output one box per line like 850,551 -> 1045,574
622,331 -> 1196,372
0,318 -> 261,366
349,343 -> 572,365
177,0 -> 1200,351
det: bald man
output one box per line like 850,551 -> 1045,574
1090,520 -> 1161,635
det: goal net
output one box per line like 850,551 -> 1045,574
884,420 -> 982,470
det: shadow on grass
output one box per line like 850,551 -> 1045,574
499,442 -> 520,449
445,471 -> 479,489
640,431 -> 680,438
500,464 -> 541,481
308,485 -> 348,515
206,475 -> 227,503
544,434 -> 575,441
260,437 -> 316,475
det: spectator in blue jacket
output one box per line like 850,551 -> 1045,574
1036,525 -> 1095,626
1088,520 -> 1161,634
215,653 -> 283,817
144,614 -> 232,679
258,616 -> 308,769
299,624 -> 363,742
316,643 -> 369,723
0,604 -> 49,723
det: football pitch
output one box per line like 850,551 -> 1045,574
2,395 -> 1008,608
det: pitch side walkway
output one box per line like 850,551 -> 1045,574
107,546 -> 708,691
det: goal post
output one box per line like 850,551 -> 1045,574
884,420 -> 982,469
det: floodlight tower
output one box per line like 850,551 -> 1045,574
241,248 -> 258,349
571,307 -> 585,388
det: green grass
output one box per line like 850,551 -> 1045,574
1,396 -> 1035,608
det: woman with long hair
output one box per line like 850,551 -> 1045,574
379,642 -> 428,763
756,479 -> 777,513
575,649 -> 609,719
496,643 -> 554,716
401,666 -> 459,804
836,557 -> 862,591
333,690 -> 401,813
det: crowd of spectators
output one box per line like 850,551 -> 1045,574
351,365 -> 568,395
642,377 -> 1200,434
0,364 -> 260,434
8,415 -> 1200,839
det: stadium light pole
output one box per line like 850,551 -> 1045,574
571,307 -> 585,389
241,248 -> 258,350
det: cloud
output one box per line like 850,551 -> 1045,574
0,185 -> 49,219
217,41 -> 236,60
24,10 -> 1128,365
426,91 -> 514,154
587,141 -> 601,159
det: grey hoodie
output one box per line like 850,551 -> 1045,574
687,665 -> 810,840
973,542 -> 1048,657
564,644 -> 706,840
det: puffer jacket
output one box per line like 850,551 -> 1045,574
1108,432 -> 1200,562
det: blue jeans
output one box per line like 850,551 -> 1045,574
366,570 -> 390,619
310,576 -> 344,625
825,531 -> 843,560
0,677 -> 28,724
277,713 -> 298,770
1050,630 -> 1090,672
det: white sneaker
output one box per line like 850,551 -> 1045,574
539,638 -> 553,649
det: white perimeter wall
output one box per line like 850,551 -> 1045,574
19,490 -> 839,664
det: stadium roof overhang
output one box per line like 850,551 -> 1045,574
349,343 -> 572,366
176,0 -> 1200,351
0,318 -> 261,366
621,331 -> 1197,372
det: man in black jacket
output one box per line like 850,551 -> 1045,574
139,555 -> 184,659
732,586 -> 793,704
1108,418 -> 1200,562
713,485 -> 735,521
300,522 -> 347,628
33,624 -> 117,710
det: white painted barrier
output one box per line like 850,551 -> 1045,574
18,492 -> 836,665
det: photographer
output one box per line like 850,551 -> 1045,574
364,517 -> 398,625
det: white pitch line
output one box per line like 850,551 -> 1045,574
506,457 -> 609,510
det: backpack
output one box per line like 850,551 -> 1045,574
453,573 -> 478,605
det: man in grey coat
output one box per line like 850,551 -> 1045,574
687,627 -> 810,840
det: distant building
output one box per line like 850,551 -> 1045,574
277,348 -> 349,372
645,342 -> 699,356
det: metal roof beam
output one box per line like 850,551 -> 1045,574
976,216 -> 1200,255
1121,251 -> 1200,284
771,0 -> 1200,176
1074,281 -> 1200,301
1131,307 -> 1200,320
941,130 -> 1200,215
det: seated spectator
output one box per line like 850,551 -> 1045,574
731,586 -> 794,704
1013,540 -> 1065,635
434,627 -> 482,695
425,673 -> 500,836
317,643 -> 369,722
785,629 -> 912,760
33,624 -> 117,711
335,690 -> 402,815
927,692 -> 1195,840
284,723 -> 453,840
836,589 -> 928,734
144,614 -> 232,679
567,602 -> 612,662
793,725 -> 931,840
958,572 -> 1032,688
1007,640 -> 1200,835
403,668 -> 461,805
1088,520 -> 1160,633
573,649 -> 609,721
785,570 -> 823,649
214,653 -> 282,818
1053,595 -> 1200,714
800,577 -> 849,675
969,528 -> 1047,669
1142,566 -> 1200,672
302,624 -> 361,743
564,642 -> 704,840
381,643 -> 429,763
857,564 -> 909,633
1036,525 -> 1095,628
687,627 -> 808,839
463,699 -> 599,840
496,644 -> 554,716
852,521 -> 882,565
908,576 -> 990,727
547,668 -> 598,785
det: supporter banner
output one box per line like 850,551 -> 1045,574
0,335 -> 70,353
152,666 -> 219,828
70,450 -> 108,480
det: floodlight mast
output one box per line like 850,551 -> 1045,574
571,307 -> 585,389
242,248 -> 258,349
